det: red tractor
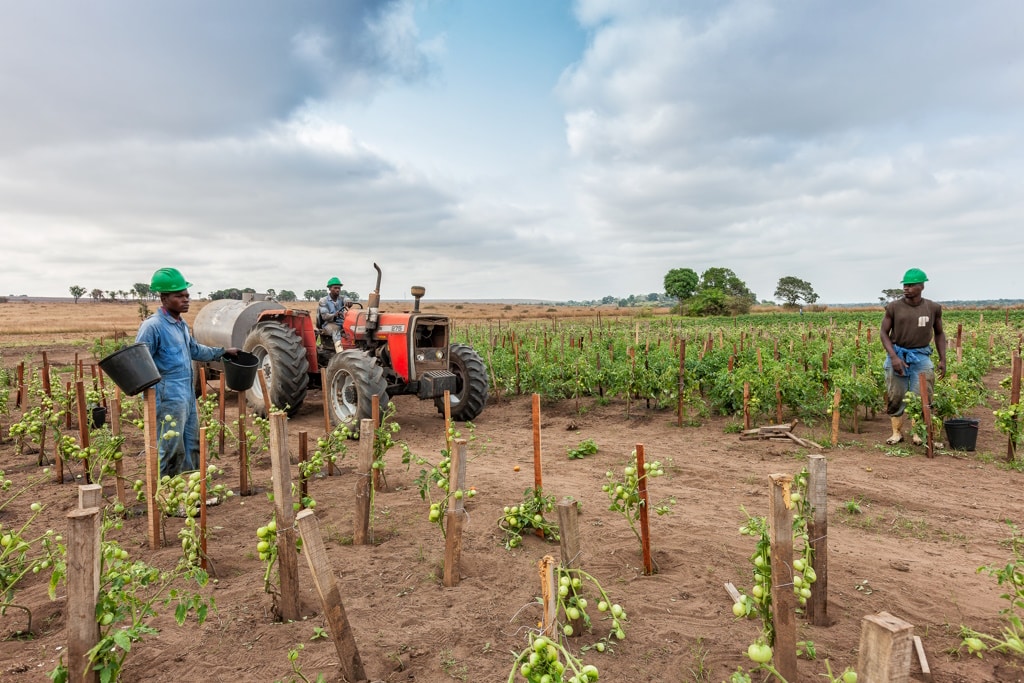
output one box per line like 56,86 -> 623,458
193,264 -> 488,430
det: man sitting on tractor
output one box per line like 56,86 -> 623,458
318,276 -> 348,353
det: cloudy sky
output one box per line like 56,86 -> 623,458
2,1 -> 1021,304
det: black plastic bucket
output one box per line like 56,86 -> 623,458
99,343 -> 162,396
944,418 -> 980,451
90,405 -> 107,429
223,351 -> 259,392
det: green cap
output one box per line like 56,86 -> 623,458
327,277 -> 342,287
150,267 -> 192,293
902,268 -> 928,285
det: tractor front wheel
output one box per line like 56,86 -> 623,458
325,350 -> 389,436
435,343 -> 488,421
243,322 -> 309,417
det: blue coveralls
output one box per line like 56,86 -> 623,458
136,308 -> 224,477
318,293 -> 348,346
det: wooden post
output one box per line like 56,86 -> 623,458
557,497 -> 585,635
743,382 -> 751,431
218,374 -> 226,456
635,444 -> 654,575
857,611 -> 913,682
143,388 -> 161,550
295,509 -> 368,682
66,506 -> 101,683
830,388 -> 841,448
75,381 -> 93,483
269,412 -> 300,622
443,439 -> 468,587
41,351 -> 51,397
199,427 -> 209,571
677,339 -> 686,427
257,369 -> 273,415
78,484 -> 102,510
238,391 -> 250,496
768,474 -> 797,682
919,371 -> 934,458
1008,353 -> 1022,462
353,418 -> 374,545
109,389 -> 127,505
298,431 -> 309,505
806,455 -> 829,626
539,555 -> 558,638
775,381 -> 783,425
532,393 -> 544,538
15,361 -> 24,408
320,368 -> 334,476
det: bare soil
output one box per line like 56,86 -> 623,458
2,303 -> 1023,683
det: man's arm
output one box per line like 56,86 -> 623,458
933,307 -> 947,378
880,309 -> 907,376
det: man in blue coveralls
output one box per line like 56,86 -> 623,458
136,267 -> 239,477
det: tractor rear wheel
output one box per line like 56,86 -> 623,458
325,350 -> 389,435
243,322 -> 309,417
435,343 -> 488,421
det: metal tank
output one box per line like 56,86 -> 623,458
193,298 -> 282,349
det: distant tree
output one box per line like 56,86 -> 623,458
600,295 -> 616,305
69,285 -> 86,303
647,292 -> 660,302
303,289 -> 317,301
694,267 -> 756,315
132,282 -> 151,300
774,276 -> 819,307
879,288 -> 903,303
342,289 -> 359,302
266,288 -> 276,299
688,288 -> 728,316
278,290 -> 297,302
664,268 -> 699,301
209,288 -> 244,300
90,288 -> 104,302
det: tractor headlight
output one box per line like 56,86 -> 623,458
435,350 -> 444,361
416,353 -> 425,362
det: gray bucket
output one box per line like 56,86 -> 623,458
99,343 -> 162,396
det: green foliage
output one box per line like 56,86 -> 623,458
663,267 -> 699,300
774,276 -> 819,307
499,488 -> 560,549
567,439 -> 598,460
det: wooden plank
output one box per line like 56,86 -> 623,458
295,509 -> 367,682
724,582 -> 743,605
269,412 -> 300,622
913,635 -> 932,682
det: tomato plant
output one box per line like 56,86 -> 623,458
602,452 -> 673,558
499,488 -> 560,550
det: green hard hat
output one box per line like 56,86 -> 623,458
327,277 -> 343,287
150,267 -> 192,293
902,268 -> 928,285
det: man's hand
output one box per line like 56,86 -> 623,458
224,347 -> 241,359
937,360 -> 947,380
891,355 -> 908,376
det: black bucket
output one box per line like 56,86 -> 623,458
223,351 -> 259,392
944,418 -> 980,451
99,343 -> 162,396
90,405 -> 107,429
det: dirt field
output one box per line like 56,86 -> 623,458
2,301 -> 1023,682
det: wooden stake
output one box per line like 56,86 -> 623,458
74,381 -> 93,483
830,388 -> 841,448
532,393 -> 544,537
257,368 -> 273,416
109,390 -> 127,505
806,454 -> 829,626
66,506 -> 101,683
557,494 -> 585,633
295,509 -> 368,682
919,371 -> 934,458
78,484 -> 102,510
199,427 -> 209,571
298,431 -> 309,505
353,418 -> 374,545
676,339 -> 686,427
238,391 -> 250,496
218,374 -> 226,456
743,382 -> 751,431
269,412 -> 300,622
768,474 -> 797,682
539,555 -> 558,638
635,444 -> 654,575
443,439 -> 468,587
320,368 -> 334,476
1008,353 -> 1021,462
371,394 -> 382,491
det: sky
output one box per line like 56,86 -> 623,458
1,0 -> 1022,305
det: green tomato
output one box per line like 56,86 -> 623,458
747,642 -> 773,663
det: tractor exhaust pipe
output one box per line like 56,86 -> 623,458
366,263 -> 382,335
410,285 -> 425,312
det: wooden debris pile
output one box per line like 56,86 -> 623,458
739,420 -> 821,449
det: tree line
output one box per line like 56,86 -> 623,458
663,267 -> 821,316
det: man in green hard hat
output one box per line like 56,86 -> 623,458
880,267 -> 946,445
136,267 -> 240,477
318,276 -> 348,353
